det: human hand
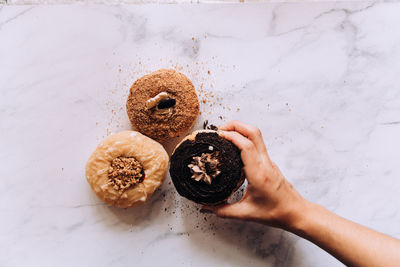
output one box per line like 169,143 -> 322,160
203,120 -> 308,230
204,121 -> 400,267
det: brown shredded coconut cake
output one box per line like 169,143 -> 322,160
126,69 -> 200,142
170,130 -> 244,205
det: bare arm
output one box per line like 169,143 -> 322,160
204,120 -> 400,267
293,202 -> 400,267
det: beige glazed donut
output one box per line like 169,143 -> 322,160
85,131 -> 169,208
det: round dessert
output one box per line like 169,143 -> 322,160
85,131 -> 169,208
170,130 -> 244,205
126,69 -> 200,142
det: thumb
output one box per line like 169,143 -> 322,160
202,202 -> 246,219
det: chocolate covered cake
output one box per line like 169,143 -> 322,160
170,130 -> 244,205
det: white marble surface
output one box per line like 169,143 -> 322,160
1,2 -> 400,266
1,0 -> 371,5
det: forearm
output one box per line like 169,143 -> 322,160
287,201 -> 400,267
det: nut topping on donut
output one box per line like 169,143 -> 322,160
107,156 -> 144,191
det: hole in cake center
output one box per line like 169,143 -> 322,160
108,156 -> 144,191
146,92 -> 176,117
188,152 -> 221,185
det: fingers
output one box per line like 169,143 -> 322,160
219,120 -> 268,154
218,130 -> 254,152
218,131 -> 257,166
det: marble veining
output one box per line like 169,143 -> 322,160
1,2 -> 400,267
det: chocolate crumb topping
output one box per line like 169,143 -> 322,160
108,156 -> 143,191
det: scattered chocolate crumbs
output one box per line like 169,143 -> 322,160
207,124 -> 218,131
203,120 -> 218,130
203,120 -> 209,129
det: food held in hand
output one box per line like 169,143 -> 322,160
170,130 -> 244,205
85,131 -> 169,208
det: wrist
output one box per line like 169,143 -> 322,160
280,198 -> 316,234
285,200 -> 329,241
